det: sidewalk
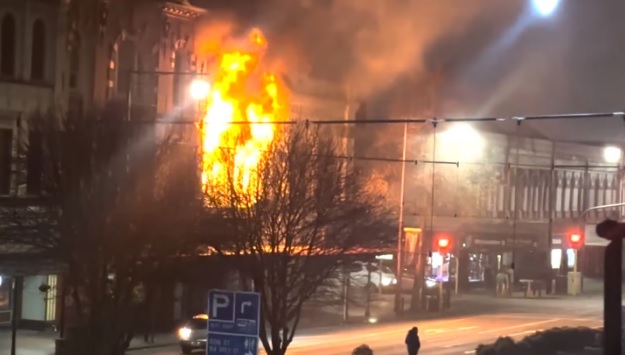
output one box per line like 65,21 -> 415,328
0,330 -> 177,355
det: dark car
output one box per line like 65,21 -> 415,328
177,314 -> 208,354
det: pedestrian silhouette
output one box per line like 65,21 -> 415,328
405,326 -> 421,355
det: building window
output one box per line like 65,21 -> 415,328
1,14 -> 16,76
26,129 -> 42,194
117,40 -> 136,98
0,128 -> 12,194
31,19 -> 45,81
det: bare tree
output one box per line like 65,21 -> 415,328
203,124 -> 392,355
0,105 -> 201,355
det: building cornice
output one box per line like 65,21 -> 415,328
162,1 -> 206,20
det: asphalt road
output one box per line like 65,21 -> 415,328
139,310 -> 602,355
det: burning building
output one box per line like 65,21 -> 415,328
0,0 -> 354,331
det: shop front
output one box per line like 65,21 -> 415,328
457,232 -> 548,291
0,276 -> 12,324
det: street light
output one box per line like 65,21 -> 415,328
532,0 -> 560,17
603,146 -> 622,164
189,79 -> 211,101
439,123 -> 485,162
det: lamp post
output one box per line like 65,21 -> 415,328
532,0 -> 561,17
394,122 -> 408,314
189,79 -> 211,101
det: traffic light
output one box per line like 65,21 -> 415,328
437,237 -> 450,252
568,232 -> 583,249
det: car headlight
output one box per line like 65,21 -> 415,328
381,277 -> 394,286
425,279 -> 437,288
178,327 -> 192,341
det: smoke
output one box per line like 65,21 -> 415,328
254,0 -> 511,99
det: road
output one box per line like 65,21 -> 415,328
138,309 -> 602,355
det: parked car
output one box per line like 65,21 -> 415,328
349,261 -> 397,291
177,314 -> 208,354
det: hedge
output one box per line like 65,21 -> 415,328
476,327 -> 601,355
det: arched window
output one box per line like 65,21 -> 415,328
31,19 -> 45,80
1,14 -> 16,76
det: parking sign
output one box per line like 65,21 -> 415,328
207,290 -> 261,355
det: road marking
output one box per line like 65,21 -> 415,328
509,328 -> 542,337
464,351 -> 476,354
478,318 -> 560,335
458,326 -> 478,331
425,328 -> 446,334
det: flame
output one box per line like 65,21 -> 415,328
199,29 -> 288,199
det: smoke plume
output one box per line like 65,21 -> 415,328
254,0 -> 510,99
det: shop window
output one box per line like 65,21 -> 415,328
1,14 -> 16,76
69,35 -> 80,88
26,129 -> 42,194
31,19 -> 46,81
0,276 -> 12,312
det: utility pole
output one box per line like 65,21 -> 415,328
394,122 -> 408,314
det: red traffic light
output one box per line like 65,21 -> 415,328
438,238 -> 450,248
568,233 -> 583,248
570,234 -> 582,243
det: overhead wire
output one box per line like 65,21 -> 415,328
110,111 -> 625,126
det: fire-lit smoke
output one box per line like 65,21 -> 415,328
257,0 -> 509,99
197,27 -> 289,198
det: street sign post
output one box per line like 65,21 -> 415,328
207,290 -> 261,355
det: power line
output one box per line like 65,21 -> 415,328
319,154 -> 621,170
119,111 -> 625,126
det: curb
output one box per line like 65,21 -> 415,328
126,342 -> 178,352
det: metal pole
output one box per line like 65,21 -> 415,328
394,122 -> 408,314
511,122 -> 521,283
343,267 -> 349,321
454,257 -> 459,295
547,143 -> 555,270
603,236 -> 622,355
10,277 -> 18,355
59,276 -> 67,338
365,262 -> 372,319
429,123 -> 437,241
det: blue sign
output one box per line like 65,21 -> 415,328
207,290 -> 261,355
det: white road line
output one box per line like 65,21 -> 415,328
458,326 -> 478,331
478,318 -> 560,335
509,328 -> 543,337
464,351 -> 476,354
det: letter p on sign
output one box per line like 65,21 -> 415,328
209,291 -> 235,321
212,294 -> 229,317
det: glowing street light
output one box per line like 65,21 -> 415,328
603,146 -> 622,164
532,0 -> 560,17
439,123 -> 485,162
189,79 -> 211,101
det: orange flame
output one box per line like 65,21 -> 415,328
199,29 -> 288,199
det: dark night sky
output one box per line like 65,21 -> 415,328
192,0 -> 625,144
